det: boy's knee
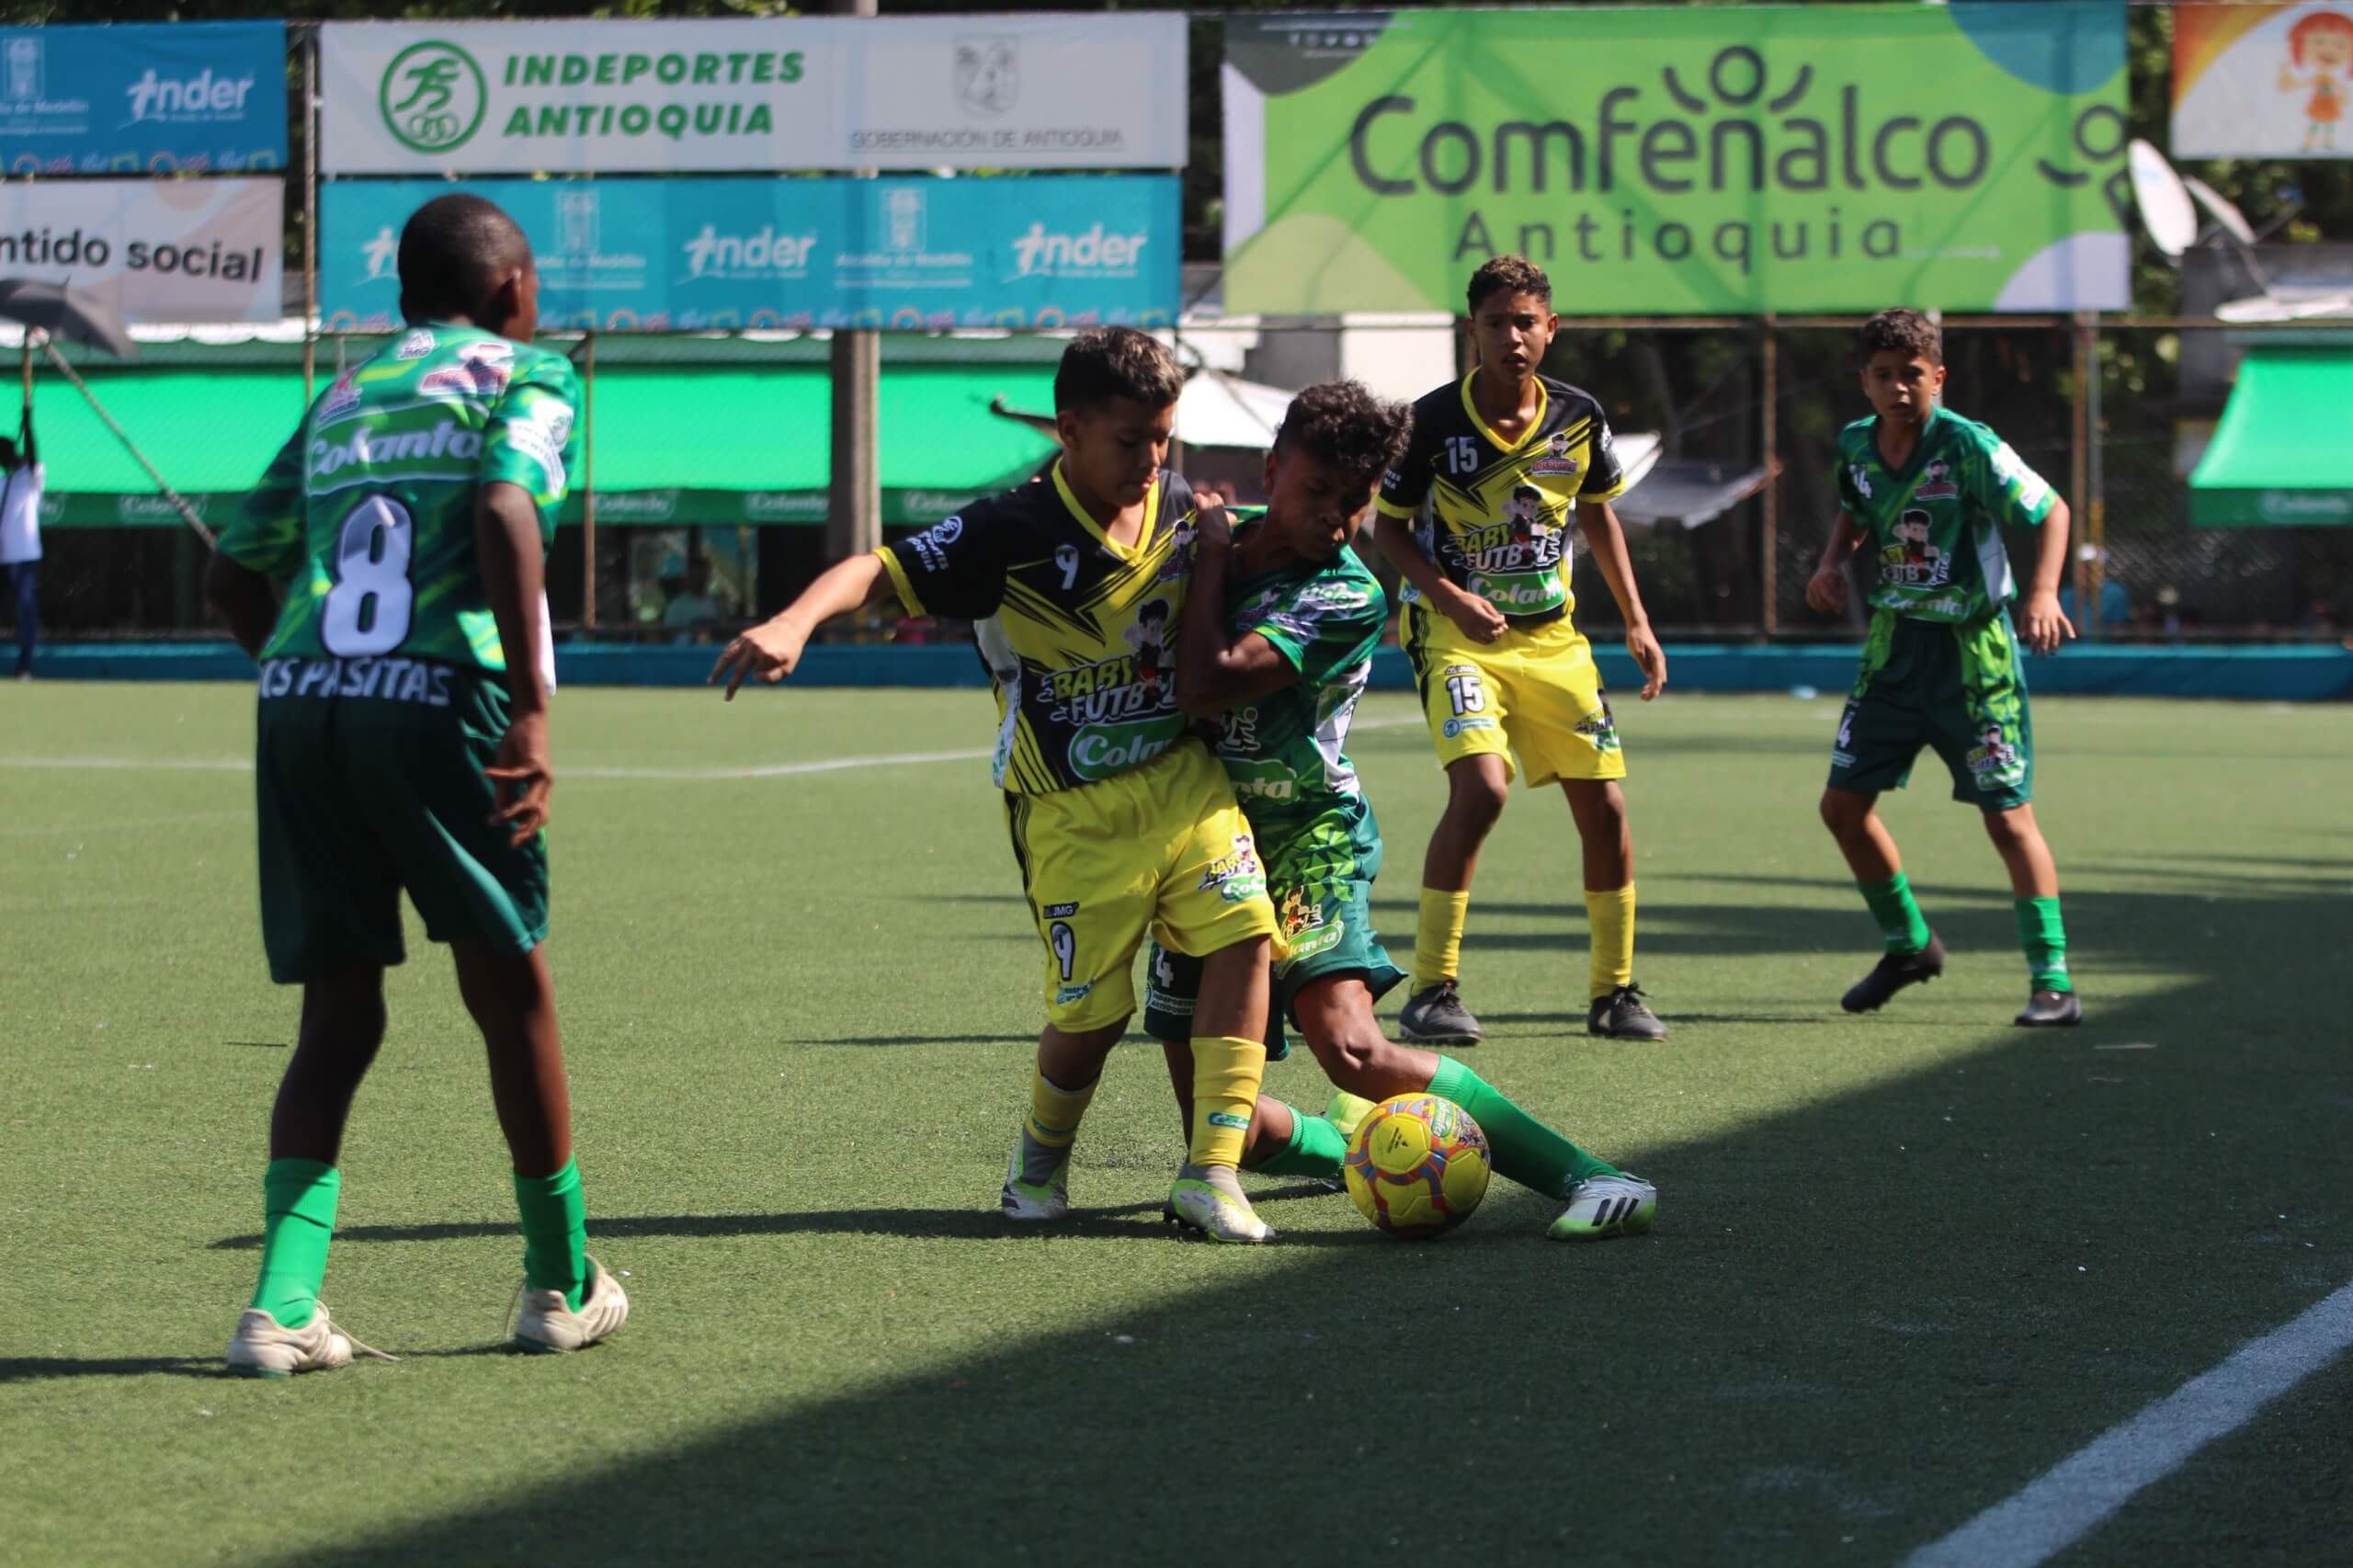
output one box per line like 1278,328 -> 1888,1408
1445,768 -> 1510,828
1820,790 -> 1868,835
1981,805 -> 2034,846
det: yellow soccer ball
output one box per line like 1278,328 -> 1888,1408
1343,1093 -> 1491,1238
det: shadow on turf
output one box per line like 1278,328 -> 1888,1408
260,873 -> 2353,1568
207,1185 -> 1346,1252
0,1357 -> 221,1383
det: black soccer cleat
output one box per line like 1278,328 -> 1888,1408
1840,936 -> 1948,1014
1399,979 -> 1483,1045
2015,988 -> 2083,1028
1588,983 -> 1668,1040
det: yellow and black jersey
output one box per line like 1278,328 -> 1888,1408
1375,371 -> 1629,630
877,462 -> 1199,796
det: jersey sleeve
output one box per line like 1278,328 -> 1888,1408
1580,407 -> 1630,504
1244,567 -> 1385,688
1834,449 -> 1865,520
1970,428 -> 2058,529
215,423 -> 309,581
1375,404 -> 1435,519
875,498 -> 1008,619
481,355 -> 582,540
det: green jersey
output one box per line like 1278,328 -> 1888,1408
1835,406 -> 2056,625
218,324 -> 581,673
1208,511 -> 1387,832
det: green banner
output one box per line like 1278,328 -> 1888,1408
1222,4 -> 2130,315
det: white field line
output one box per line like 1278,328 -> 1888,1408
0,716 -> 1431,784
1904,1278 -> 2353,1568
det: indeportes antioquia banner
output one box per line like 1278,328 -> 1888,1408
1222,4 -> 2130,315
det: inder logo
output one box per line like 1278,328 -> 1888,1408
380,40 -> 486,154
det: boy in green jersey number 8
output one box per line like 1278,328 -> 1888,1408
207,196 -> 626,1374
1807,308 -> 2082,1027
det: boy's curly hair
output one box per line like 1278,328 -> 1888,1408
1858,307 -> 1942,367
1054,327 -> 1184,415
1272,379 -> 1414,494
1467,254 -> 1552,314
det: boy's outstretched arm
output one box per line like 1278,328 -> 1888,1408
1173,502 -> 1302,719
1573,499 -> 1666,699
2018,497 -> 2076,655
709,551 -> 895,698
1807,511 -> 1862,614
477,479 -> 554,846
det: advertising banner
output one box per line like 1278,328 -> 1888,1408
320,17 -> 1186,175
321,175 -> 1179,331
2174,4 -> 2353,157
1223,4 -> 2130,315
0,178 -> 281,324
0,21 -> 286,174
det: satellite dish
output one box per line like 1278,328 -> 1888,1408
2128,139 -> 2199,258
2182,175 -> 2257,247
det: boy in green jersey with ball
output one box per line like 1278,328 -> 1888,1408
1144,380 -> 1655,1241
207,195 -> 626,1374
1808,308 -> 2082,1027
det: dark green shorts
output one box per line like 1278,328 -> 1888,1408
255,656 -> 548,984
1827,609 -> 2034,812
1143,797 -> 1406,1055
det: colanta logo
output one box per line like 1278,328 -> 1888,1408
681,223 -> 817,280
1011,222 -> 1149,277
125,66 -> 256,123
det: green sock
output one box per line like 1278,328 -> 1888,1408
1428,1056 -> 1615,1198
2015,896 -> 2073,993
250,1159 -> 339,1330
512,1158 -> 589,1312
1859,873 -> 1932,956
1250,1104 -> 1349,1178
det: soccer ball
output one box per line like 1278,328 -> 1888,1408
1343,1094 -> 1492,1238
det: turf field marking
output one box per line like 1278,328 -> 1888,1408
1904,1278 -> 2353,1568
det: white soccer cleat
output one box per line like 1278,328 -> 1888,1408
512,1256 -> 630,1354
226,1302 -> 393,1379
1548,1173 -> 1658,1242
1000,1131 -> 1071,1221
1165,1163 -> 1276,1244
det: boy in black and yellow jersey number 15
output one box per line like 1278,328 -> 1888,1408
1372,256 -> 1671,1047
710,328 -> 1286,1244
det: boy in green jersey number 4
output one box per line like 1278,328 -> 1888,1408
1807,308 -> 2082,1028
1144,381 -> 1655,1242
206,196 -> 626,1374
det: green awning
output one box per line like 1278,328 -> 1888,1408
2189,347 -> 2353,527
32,357 -> 1057,528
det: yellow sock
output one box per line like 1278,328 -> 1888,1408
1024,1069 -> 1097,1149
1188,1036 -> 1267,1169
1413,887 -> 1472,990
1586,883 -> 1636,1000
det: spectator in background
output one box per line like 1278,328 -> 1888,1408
661,559 -> 722,643
2058,574 -> 2129,632
0,389 -> 39,678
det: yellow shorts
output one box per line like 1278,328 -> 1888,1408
1402,603 -> 1628,788
1003,738 -> 1279,1032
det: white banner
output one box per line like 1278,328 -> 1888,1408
320,16 -> 1187,175
0,177 -> 280,323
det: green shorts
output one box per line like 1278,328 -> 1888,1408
1827,609 -> 2034,812
1142,796 -> 1406,1056
254,655 -> 549,984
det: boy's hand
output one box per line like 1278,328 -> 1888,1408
485,710 -> 552,847
2018,588 -> 2075,655
1626,621 -> 1668,699
1806,564 -> 1849,613
1437,582 -> 1508,644
1191,490 -> 1232,551
710,618 -> 809,699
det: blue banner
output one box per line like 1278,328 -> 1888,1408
0,22 -> 287,174
321,175 -> 1180,332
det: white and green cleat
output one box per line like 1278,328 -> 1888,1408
1548,1173 -> 1657,1242
226,1302 -> 395,1379
1165,1163 -> 1276,1244
999,1129 -> 1071,1221
513,1256 -> 631,1354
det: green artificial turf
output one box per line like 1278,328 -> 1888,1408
2,683 -> 2347,1566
